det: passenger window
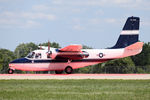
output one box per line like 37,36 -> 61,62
27,52 -> 35,58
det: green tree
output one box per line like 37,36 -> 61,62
74,65 -> 94,73
92,63 -> 105,73
0,49 -> 16,73
103,57 -> 135,73
132,42 -> 150,66
39,42 -> 61,48
82,45 -> 92,49
14,42 -> 38,58
131,42 -> 150,73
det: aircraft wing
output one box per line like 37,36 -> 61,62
59,45 -> 82,52
54,45 -> 89,60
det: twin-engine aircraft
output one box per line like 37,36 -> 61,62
8,16 -> 143,74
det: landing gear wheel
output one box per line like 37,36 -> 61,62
65,66 -> 73,74
55,70 -> 63,74
8,68 -> 14,74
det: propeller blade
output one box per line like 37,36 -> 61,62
48,41 -> 50,52
47,41 -> 51,58
39,44 -> 42,50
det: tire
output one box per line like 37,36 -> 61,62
55,70 -> 63,74
65,66 -> 73,74
8,68 -> 14,74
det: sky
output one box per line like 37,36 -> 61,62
0,0 -> 150,51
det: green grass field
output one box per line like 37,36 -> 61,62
0,80 -> 150,100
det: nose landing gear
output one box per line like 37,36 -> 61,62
8,68 -> 14,74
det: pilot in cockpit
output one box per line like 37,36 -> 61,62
35,53 -> 41,59
27,52 -> 41,59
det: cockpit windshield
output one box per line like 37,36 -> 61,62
27,52 -> 42,59
27,52 -> 35,58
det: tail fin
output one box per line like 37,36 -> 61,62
111,16 -> 140,49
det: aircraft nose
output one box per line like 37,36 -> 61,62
10,59 -> 18,63
10,58 -> 31,63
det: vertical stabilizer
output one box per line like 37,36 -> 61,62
111,16 -> 140,49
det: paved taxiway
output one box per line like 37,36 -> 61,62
0,74 -> 150,80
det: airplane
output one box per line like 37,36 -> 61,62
8,16 -> 143,74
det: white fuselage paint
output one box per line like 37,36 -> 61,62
9,48 -> 131,71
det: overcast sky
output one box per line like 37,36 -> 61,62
0,0 -> 150,51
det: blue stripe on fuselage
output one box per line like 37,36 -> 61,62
10,58 -> 32,63
10,58 -> 113,64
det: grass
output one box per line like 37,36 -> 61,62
0,79 -> 150,100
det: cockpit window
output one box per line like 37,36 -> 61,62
27,52 -> 42,59
35,53 -> 41,59
27,52 -> 35,58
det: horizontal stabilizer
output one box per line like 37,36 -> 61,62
125,42 -> 143,50
123,42 -> 143,57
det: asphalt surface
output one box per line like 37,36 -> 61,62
0,74 -> 150,80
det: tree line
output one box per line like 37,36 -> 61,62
0,42 -> 150,74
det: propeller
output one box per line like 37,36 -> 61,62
48,40 -> 50,53
47,40 -> 51,58
39,44 -> 42,50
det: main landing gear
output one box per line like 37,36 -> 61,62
8,68 -> 14,74
55,66 -> 73,74
65,66 -> 73,74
